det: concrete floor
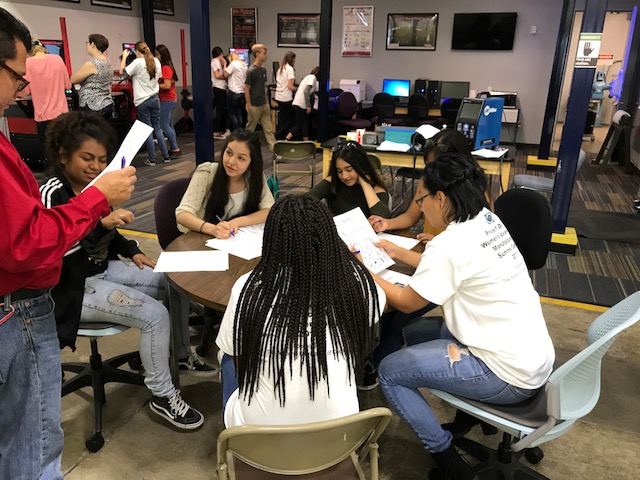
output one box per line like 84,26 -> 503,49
59,234 -> 640,479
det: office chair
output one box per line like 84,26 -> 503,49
371,92 -> 403,126
427,290 -> 640,480
406,93 -> 431,126
272,141 -> 318,194
512,149 -> 587,193
336,92 -> 372,134
62,323 -> 146,452
216,407 -> 393,480
439,97 -> 463,128
154,178 -> 219,356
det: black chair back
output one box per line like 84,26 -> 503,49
154,177 -> 191,250
372,92 -> 396,119
494,189 -> 552,270
440,97 -> 463,126
407,94 -> 430,123
337,91 -> 358,119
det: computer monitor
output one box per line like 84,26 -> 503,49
40,39 -> 64,63
440,81 -> 470,104
229,48 -> 250,67
382,79 -> 411,102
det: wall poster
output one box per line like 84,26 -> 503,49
277,14 -> 320,48
342,6 -> 374,57
231,7 -> 257,49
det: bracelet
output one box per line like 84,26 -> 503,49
199,220 -> 208,233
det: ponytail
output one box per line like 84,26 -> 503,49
135,41 -> 156,78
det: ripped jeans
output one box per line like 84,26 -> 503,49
81,260 -> 186,399
378,323 -> 537,453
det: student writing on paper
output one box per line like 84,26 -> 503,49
369,129 -> 492,242
40,111 -> 209,431
216,195 -> 386,427
363,153 -> 554,480
308,140 -> 391,218
176,129 -> 274,238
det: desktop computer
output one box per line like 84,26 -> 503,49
426,80 -> 441,107
414,79 -> 428,96
455,97 -> 504,149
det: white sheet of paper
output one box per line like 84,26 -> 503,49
378,268 -> 412,287
376,232 -> 421,250
83,120 -> 154,191
154,250 -> 229,272
376,140 -> 411,152
471,147 -> 508,159
415,124 -> 440,140
205,224 -> 265,260
333,208 -> 394,274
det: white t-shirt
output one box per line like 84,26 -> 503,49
125,57 -> 161,106
275,64 -> 295,102
225,60 -> 248,94
408,208 -> 555,389
211,57 -> 228,90
292,74 -> 319,109
217,272 -> 386,427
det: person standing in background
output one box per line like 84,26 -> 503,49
155,44 -> 181,159
274,51 -> 296,140
71,33 -> 115,120
211,46 -> 229,139
19,40 -> 70,169
225,51 -> 248,131
286,66 -> 319,142
0,8 -> 137,479
244,43 -> 275,151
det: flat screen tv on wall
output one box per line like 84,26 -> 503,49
451,13 -> 517,51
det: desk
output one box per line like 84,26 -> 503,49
165,231 -> 259,385
320,138 -> 512,193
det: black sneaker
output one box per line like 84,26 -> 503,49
149,390 -> 204,430
169,149 -> 182,159
143,158 -> 156,166
163,157 -> 171,163
357,364 -> 379,391
178,353 -> 218,376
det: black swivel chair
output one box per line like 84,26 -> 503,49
371,92 -> 403,126
439,97 -> 463,129
336,92 -> 372,135
406,93 -> 431,126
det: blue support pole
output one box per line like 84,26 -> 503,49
551,0 -> 607,233
189,0 -> 214,165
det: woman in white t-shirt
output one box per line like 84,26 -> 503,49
225,52 -> 248,131
216,194 -> 385,427
211,46 -> 228,139
285,67 -> 318,141
119,41 -> 169,166
369,152 -> 555,480
274,51 -> 296,139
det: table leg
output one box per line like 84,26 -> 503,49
168,283 -> 189,388
322,147 -> 332,177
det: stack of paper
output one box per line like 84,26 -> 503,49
205,224 -> 265,260
376,140 -> 411,152
471,147 -> 508,159
154,250 -> 229,272
415,124 -> 440,140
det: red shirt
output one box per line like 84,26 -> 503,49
0,132 -> 110,295
158,65 -> 177,102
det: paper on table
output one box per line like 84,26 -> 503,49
378,268 -> 412,287
333,208 -> 394,274
376,140 -> 411,152
83,120 -> 154,191
376,232 -> 421,250
154,250 -> 229,272
471,147 -> 508,159
205,224 -> 265,260
415,124 -> 440,140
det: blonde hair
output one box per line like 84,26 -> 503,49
228,52 -> 240,62
251,43 -> 266,58
29,44 -> 48,56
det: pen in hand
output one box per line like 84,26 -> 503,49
121,156 -> 126,169
215,214 -> 235,237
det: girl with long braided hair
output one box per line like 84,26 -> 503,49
215,194 -> 386,427
366,152 -> 555,480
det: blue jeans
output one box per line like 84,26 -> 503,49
82,260 -> 191,398
220,354 -> 239,411
159,99 -> 179,151
0,292 -> 64,480
226,92 -> 245,131
378,324 -> 537,453
136,95 -> 169,161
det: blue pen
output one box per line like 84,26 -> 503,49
121,156 -> 126,169
215,214 -> 235,237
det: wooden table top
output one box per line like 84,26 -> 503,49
165,231 -> 260,311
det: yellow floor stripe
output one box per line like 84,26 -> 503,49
118,228 -> 159,240
540,296 -> 608,312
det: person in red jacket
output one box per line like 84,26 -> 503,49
0,8 -> 137,479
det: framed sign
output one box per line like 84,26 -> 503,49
342,6 -> 374,57
386,13 -> 438,51
231,7 -> 257,49
277,14 -> 320,48
153,0 -> 174,16
55,0 -> 80,3
90,0 -> 132,9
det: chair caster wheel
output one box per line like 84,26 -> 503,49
524,446 -> 544,464
128,356 -> 142,370
86,433 -> 105,452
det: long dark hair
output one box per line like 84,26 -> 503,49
328,141 -> 387,195
233,195 -> 379,405
203,129 -> 264,223
278,51 -> 296,74
423,129 -> 472,164
422,152 -> 489,223
155,44 -> 178,81
134,41 -> 156,78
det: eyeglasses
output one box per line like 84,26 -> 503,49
0,62 -> 29,92
415,192 -> 433,208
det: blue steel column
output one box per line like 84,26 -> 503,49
316,0 -> 332,142
537,0 -> 575,160
551,0 -> 607,233
189,0 -> 214,164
